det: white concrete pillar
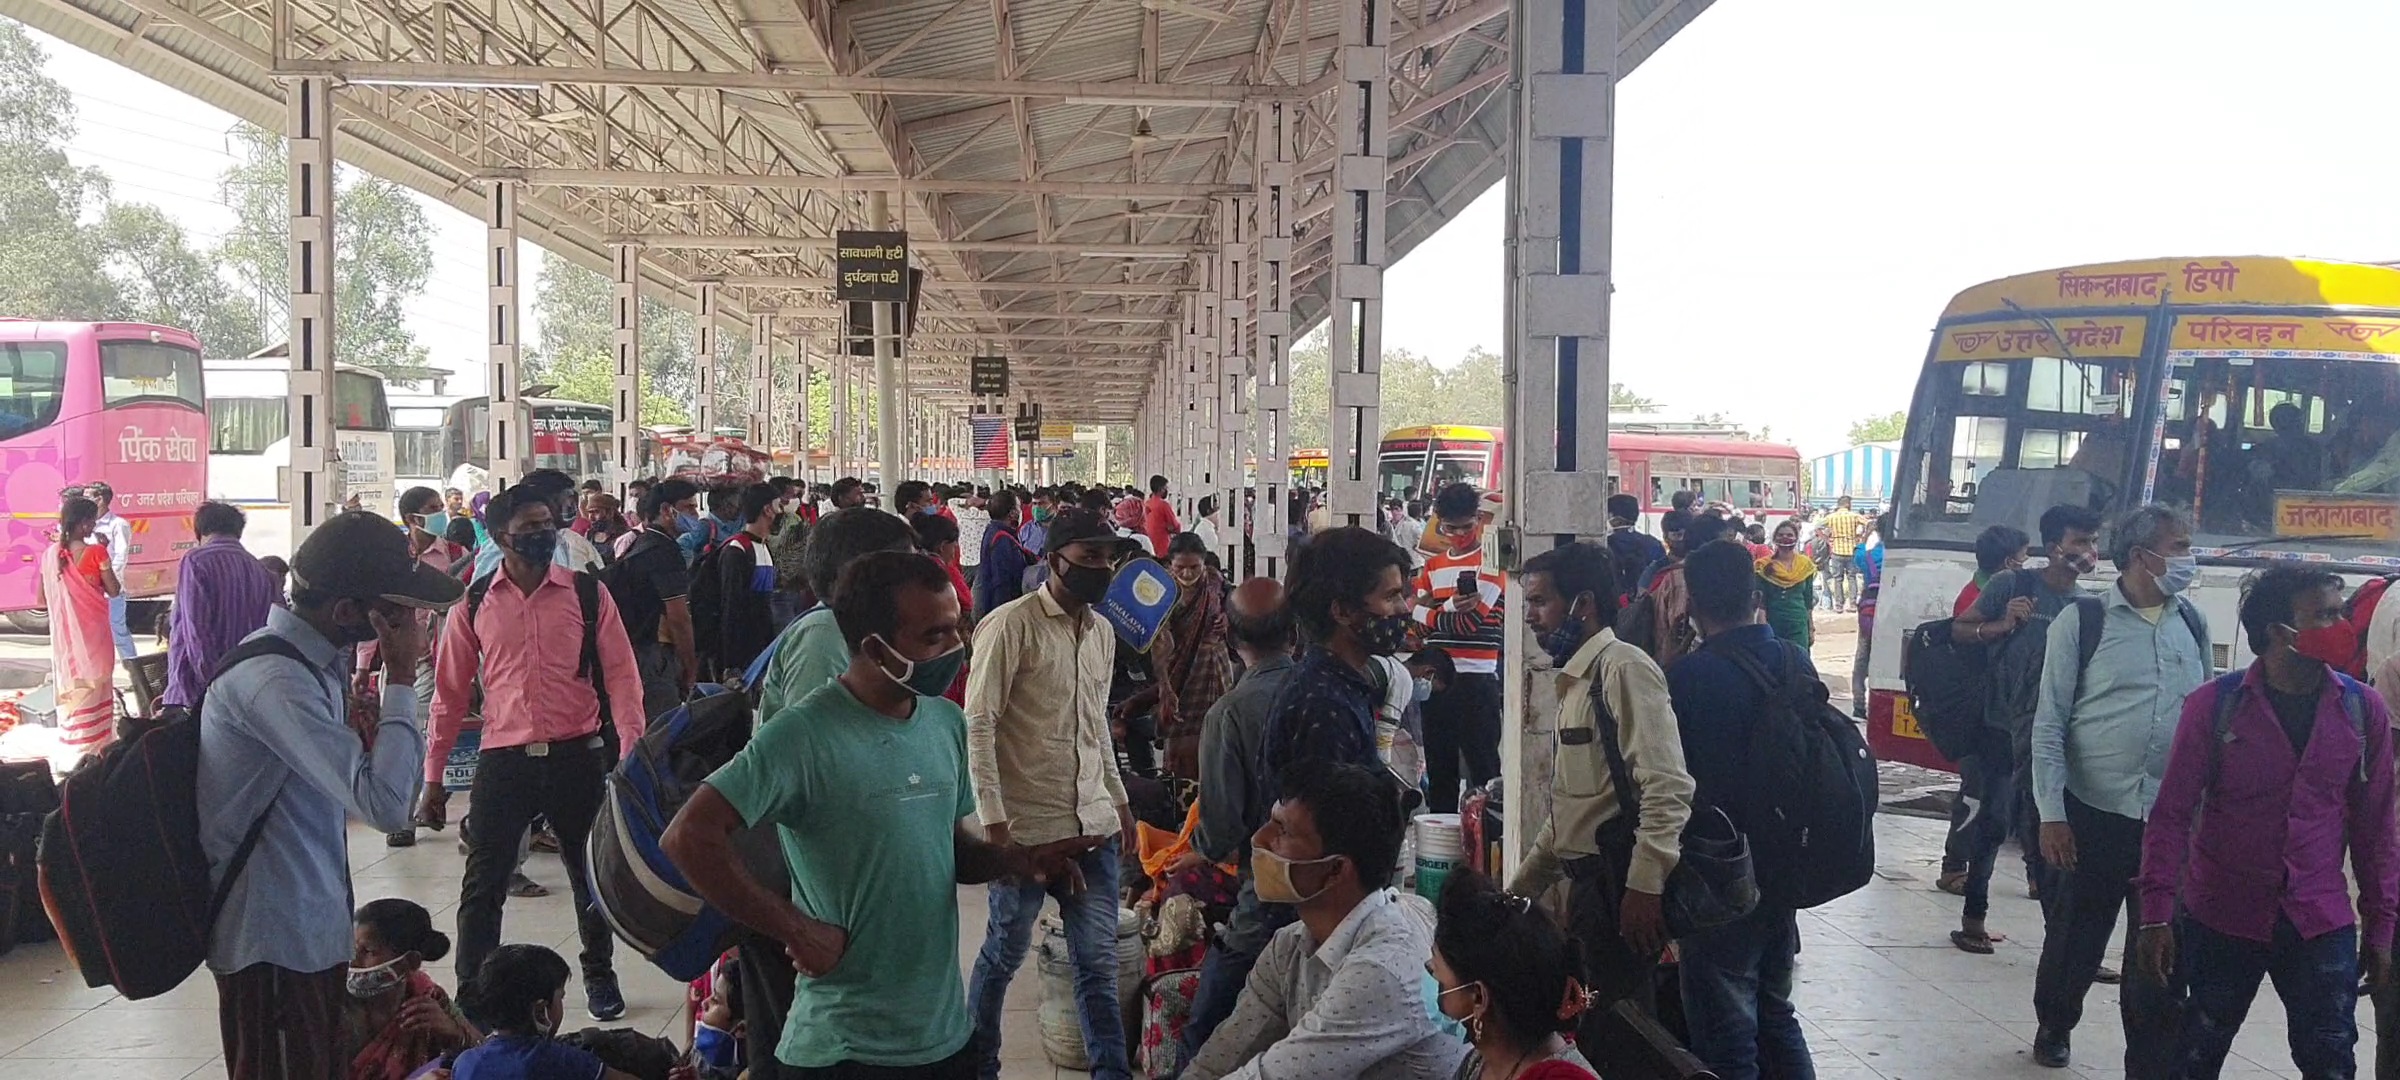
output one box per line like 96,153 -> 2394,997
695,283 -> 718,437
1327,0 -> 1390,527
749,312 -> 773,449
793,338 -> 812,476
611,245 -> 643,494
869,192 -> 903,490
1498,0 -> 1619,877
486,179 -> 526,487
1252,100 -> 1297,574
285,76 -> 338,542
1217,196 -> 1251,569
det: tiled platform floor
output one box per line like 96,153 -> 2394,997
2,808 -> 2373,1080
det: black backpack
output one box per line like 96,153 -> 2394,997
39,635 -> 319,999
1902,618 -> 1987,761
1714,638 -> 1879,909
685,536 -> 739,671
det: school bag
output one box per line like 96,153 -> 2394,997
0,761 -> 58,957
1714,639 -> 1879,909
2341,575 -> 2396,679
38,635 -> 318,999
1902,618 -> 1987,761
685,536 -> 743,672
1135,966 -> 1201,1079
586,686 -> 787,981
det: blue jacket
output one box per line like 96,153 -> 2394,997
977,522 -> 1032,616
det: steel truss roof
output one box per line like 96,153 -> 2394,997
4,0 -> 1710,422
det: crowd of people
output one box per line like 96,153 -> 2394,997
28,460 -> 2400,1080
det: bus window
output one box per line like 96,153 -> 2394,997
1899,354 -> 2138,541
333,372 -> 392,430
101,341 -> 203,410
395,430 -> 443,479
0,342 -> 67,440
2159,357 -> 2400,540
208,398 -> 289,454
1378,456 -> 1430,501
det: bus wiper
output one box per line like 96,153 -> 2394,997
2002,299 -> 2079,361
2211,534 -> 2378,556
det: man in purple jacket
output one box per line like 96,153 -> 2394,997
161,501 -> 279,708
2134,567 -> 2398,1080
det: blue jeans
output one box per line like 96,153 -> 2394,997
2177,914 -> 2359,1080
968,837 -> 1129,1080
1677,904 -> 1813,1080
107,593 -> 135,659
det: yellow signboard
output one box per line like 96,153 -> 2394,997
1889,695 -> 1927,741
1039,421 -> 1076,441
1942,257 -> 2400,319
1933,316 -> 2147,362
2274,492 -> 2400,542
2169,314 -> 2400,358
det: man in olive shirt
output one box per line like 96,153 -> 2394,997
663,552 -> 1092,1077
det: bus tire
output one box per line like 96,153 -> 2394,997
6,609 -> 50,636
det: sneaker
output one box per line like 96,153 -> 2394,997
2094,965 -> 2121,985
385,829 -> 417,848
2033,1026 -> 2070,1068
585,973 -> 627,1022
508,872 -> 550,898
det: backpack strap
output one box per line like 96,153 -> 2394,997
2073,594 -> 2106,706
1579,641 -> 1645,829
2202,671 -> 2248,796
2337,672 -> 2371,785
574,571 -> 612,734
202,635 -> 319,923
2175,597 -> 2212,673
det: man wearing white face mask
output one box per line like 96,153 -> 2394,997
2025,503 -> 2213,1072
1184,760 -> 1467,1080
663,551 -> 1097,1078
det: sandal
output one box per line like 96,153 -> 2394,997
1950,928 -> 2004,954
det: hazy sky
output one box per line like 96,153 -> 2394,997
36,0 -> 2400,456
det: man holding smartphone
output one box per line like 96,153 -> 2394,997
1409,482 -> 1507,813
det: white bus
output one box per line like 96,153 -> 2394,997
391,390 -> 460,498
203,357 -> 396,558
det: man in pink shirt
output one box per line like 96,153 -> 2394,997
417,483 -> 647,1022
2134,567 -> 2398,1080
1142,474 -> 1182,557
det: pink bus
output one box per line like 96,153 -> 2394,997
0,321 -> 208,634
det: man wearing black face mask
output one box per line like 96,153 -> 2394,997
1259,526 -> 1417,793
963,507 -> 1142,1080
197,511 -> 460,1080
420,484 -> 647,1023
1508,540 -> 1693,1030
665,551 -> 1096,1079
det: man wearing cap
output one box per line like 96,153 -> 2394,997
196,510 -> 461,1080
419,483 -> 648,1022
964,507 -> 1139,1080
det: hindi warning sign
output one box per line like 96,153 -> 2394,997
1013,417 -> 1041,442
835,230 -> 910,302
971,356 -> 1009,396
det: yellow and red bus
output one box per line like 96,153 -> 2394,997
1867,256 -> 2400,771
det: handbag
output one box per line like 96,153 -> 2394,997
1584,643 -> 1759,937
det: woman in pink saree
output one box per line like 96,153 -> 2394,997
41,496 -> 119,753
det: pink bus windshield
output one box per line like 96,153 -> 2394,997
0,323 -> 208,614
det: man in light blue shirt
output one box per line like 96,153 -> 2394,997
85,482 -> 137,658
2025,504 -> 2211,1072
197,510 -> 462,1080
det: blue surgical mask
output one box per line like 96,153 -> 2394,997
2157,552 -> 2198,596
691,1022 -> 736,1068
1411,677 -> 1434,704
421,511 -> 450,538
676,512 -> 703,536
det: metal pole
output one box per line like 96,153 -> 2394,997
793,338 -> 811,478
611,245 -> 643,495
1497,0 -> 1618,878
486,179 -> 525,488
286,76 -> 339,544
870,191 -> 903,489
749,311 -> 773,449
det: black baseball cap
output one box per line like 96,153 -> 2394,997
290,510 -> 465,610
1043,508 -> 1135,556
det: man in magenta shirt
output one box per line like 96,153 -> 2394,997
1142,474 -> 1182,557
418,483 -> 647,1022
2134,567 -> 2398,1079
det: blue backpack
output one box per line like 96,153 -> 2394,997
2201,671 -> 2371,788
586,686 -> 786,981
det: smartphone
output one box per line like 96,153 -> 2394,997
1455,570 -> 1478,597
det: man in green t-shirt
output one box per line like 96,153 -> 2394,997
664,550 -> 1097,1076
754,507 -> 922,722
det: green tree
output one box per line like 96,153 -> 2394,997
1847,410 -> 1908,446
525,250 -> 698,425
95,203 -> 264,355
0,21 -> 119,320
1611,382 -> 1659,412
217,123 -> 434,372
